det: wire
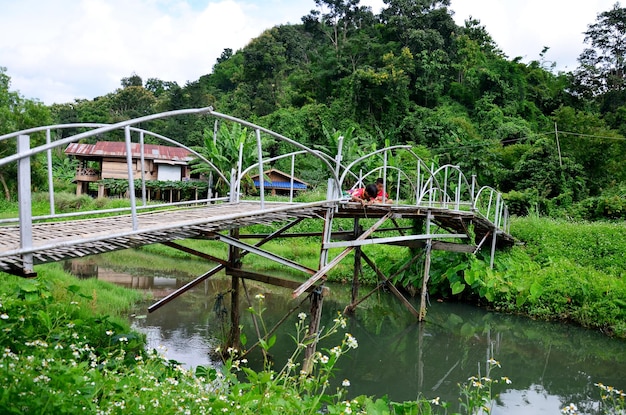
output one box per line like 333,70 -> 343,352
429,132 -> 551,152
427,129 -> 625,153
557,131 -> 626,141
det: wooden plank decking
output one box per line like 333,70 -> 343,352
0,200 -> 514,275
0,201 -> 329,273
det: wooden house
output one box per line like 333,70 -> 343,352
249,168 -> 309,196
65,141 -> 194,197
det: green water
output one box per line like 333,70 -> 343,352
67,259 -> 626,414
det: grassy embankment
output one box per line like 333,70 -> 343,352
413,216 -> 626,338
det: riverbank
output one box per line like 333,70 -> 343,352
464,217 -> 626,337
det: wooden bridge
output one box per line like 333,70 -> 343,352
0,108 -> 514,360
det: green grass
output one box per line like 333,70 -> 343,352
423,216 -> 626,337
0,262 -> 145,318
510,216 -> 626,276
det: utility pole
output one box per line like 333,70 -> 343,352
554,122 -> 563,168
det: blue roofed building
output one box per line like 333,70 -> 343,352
250,168 -> 309,196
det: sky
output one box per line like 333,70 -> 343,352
0,0 -> 619,105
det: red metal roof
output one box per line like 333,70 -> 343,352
65,141 -> 192,162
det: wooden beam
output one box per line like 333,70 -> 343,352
215,233 -> 317,275
162,241 -> 228,266
148,263 -> 224,313
351,217 -> 361,306
148,217 -> 305,313
292,213 -> 393,298
361,252 -> 420,319
303,286 -> 325,373
391,218 -> 406,236
323,233 -> 467,249
236,227 -> 413,240
228,269 -> 316,292
473,231 -> 491,254
383,240 -> 476,253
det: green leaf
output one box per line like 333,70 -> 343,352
365,398 -> 391,414
451,281 -> 465,295
18,280 -> 39,293
530,282 -> 544,299
37,310 -> 52,330
240,332 -> 247,346
464,270 -> 477,285
267,334 -> 276,349
67,284 -> 81,294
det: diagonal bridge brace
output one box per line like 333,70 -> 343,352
148,218 -> 305,313
211,233 -> 318,276
292,212 -> 393,299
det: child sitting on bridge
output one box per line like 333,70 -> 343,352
348,183 -> 378,205
375,178 -> 393,204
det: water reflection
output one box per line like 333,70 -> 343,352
65,258 -> 626,414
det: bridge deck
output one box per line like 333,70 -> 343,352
335,204 -> 514,247
0,201 -> 514,275
0,201 -> 327,273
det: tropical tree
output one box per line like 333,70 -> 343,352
0,67 -> 51,200
191,122 -> 258,195
573,2 -> 626,104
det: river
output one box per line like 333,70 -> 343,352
65,257 -> 626,414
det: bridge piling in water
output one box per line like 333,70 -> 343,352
227,228 -> 242,351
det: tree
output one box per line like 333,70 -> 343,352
573,3 -> 626,99
144,78 -> 178,98
380,0 -> 455,50
0,67 -> 51,199
191,123 -> 258,194
120,73 -> 143,88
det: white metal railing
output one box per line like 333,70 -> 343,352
338,146 -> 509,234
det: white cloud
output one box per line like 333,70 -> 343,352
449,0 -> 617,71
1,0 -> 276,104
0,0 -> 620,104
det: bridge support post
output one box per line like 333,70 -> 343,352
303,207 -> 334,372
489,194 -> 501,269
17,135 -> 34,276
227,228 -> 242,351
419,211 -> 433,321
350,218 -> 361,309
303,285 -> 325,373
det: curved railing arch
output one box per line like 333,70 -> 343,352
474,185 -> 509,233
337,145 -> 508,232
419,164 -> 473,210
0,107 -> 343,227
0,121 -> 229,222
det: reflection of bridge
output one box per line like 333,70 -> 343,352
1,107 -> 513,359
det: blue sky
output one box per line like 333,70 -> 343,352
0,0 -> 617,105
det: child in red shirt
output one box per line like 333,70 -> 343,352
348,184 -> 377,205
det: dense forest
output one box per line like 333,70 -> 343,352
1,0 -> 625,219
